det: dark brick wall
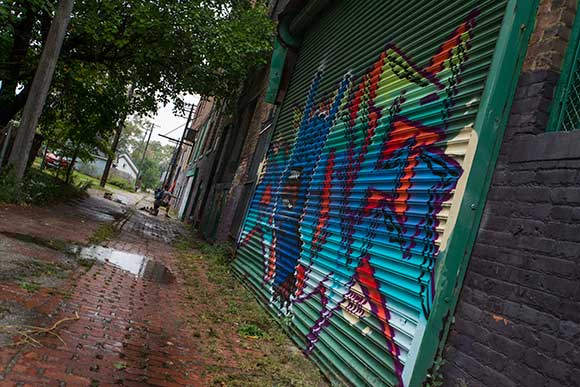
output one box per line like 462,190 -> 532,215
443,1 -> 580,386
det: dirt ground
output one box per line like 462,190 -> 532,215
0,191 -> 327,386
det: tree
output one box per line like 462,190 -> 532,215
38,62 -> 129,166
6,0 -> 74,179
0,0 -> 274,128
118,116 -> 149,156
115,116 -> 173,190
131,139 -> 173,189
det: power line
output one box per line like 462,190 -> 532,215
162,122 -> 186,136
160,102 -> 195,136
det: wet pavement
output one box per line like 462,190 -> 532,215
0,193 -> 196,387
77,246 -> 175,284
0,190 -> 328,387
0,194 -> 127,245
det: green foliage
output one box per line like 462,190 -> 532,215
1,0 -> 274,179
39,63 -> 129,162
119,116 -> 173,190
108,177 -> 133,191
425,356 -> 446,387
113,362 -> 128,370
175,237 -> 328,386
18,280 -> 40,293
88,223 -> 119,245
118,116 -> 150,156
0,0 -> 274,128
137,158 -> 161,190
237,323 -> 266,339
0,167 -> 88,205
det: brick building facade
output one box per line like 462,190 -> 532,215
443,1 -> 580,386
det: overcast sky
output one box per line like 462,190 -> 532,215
150,94 -> 200,146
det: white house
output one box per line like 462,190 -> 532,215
114,154 -> 139,181
75,153 -> 139,183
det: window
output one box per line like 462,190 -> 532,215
549,11 -> 580,131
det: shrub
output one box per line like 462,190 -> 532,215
0,168 -> 88,205
108,177 -> 134,191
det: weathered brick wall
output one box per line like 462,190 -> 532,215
442,1 -> 580,386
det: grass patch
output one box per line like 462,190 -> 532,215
70,171 -> 102,190
237,323 -> 266,339
108,177 -> 134,192
76,257 -> 95,270
88,224 -> 119,245
175,238 -> 327,387
69,171 -> 130,193
47,287 -> 74,300
18,280 -> 40,293
0,168 -> 88,206
17,259 -> 67,278
113,361 -> 128,370
0,232 -> 69,252
40,167 -> 128,193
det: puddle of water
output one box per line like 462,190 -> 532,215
114,195 -> 129,205
78,246 -> 174,284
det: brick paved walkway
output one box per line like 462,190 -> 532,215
0,192 -> 328,387
0,203 -> 206,387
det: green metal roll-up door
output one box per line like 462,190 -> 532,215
233,1 -> 531,386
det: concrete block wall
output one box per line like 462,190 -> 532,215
442,1 -> 580,386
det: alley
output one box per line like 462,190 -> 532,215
0,191 -> 326,387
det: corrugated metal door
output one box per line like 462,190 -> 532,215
234,1 -> 509,386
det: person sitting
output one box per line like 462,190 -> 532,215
152,185 -> 172,216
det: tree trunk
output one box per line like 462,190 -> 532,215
65,145 -> 79,184
40,142 -> 49,170
99,84 -> 134,188
100,127 -> 122,187
27,133 -> 45,170
7,0 -> 75,180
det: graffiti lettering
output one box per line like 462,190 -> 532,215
237,9 -> 479,386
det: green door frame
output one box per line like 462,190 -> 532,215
407,1 -> 540,385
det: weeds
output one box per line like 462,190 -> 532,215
175,237 -> 327,387
425,356 -> 446,387
88,224 -> 119,245
237,323 -> 266,339
18,281 -> 40,293
108,177 -> 134,192
113,362 -> 128,370
76,257 -> 95,270
0,232 -> 69,252
16,260 -> 67,279
0,168 -> 88,206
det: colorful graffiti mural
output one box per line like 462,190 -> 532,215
237,9 -> 479,386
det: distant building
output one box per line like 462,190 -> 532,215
75,154 -> 107,179
75,153 -> 139,183
114,154 -> 139,182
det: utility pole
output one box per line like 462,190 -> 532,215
163,104 -> 195,186
139,123 -> 154,171
135,123 -> 155,190
8,0 -> 75,179
100,85 -> 134,188
163,139 -> 180,188
163,103 -> 195,189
